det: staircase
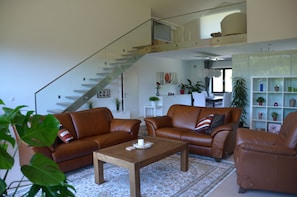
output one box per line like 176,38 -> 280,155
35,19 -> 153,114
35,18 -> 247,114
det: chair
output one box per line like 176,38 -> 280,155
234,111 -> 297,194
215,92 -> 232,108
192,92 -> 206,107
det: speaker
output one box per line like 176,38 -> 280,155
204,60 -> 212,69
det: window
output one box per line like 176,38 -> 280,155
212,68 -> 232,93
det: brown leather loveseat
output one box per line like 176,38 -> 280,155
17,107 -> 141,172
234,111 -> 297,194
144,104 -> 241,161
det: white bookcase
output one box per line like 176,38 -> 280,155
250,76 -> 297,132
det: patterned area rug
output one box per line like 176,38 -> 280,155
66,154 -> 234,197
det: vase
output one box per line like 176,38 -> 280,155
156,89 -> 160,96
258,112 -> 263,119
290,98 -> 296,107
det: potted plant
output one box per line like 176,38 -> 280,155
0,99 -> 75,196
149,96 -> 159,107
271,112 -> 278,121
186,79 -> 205,94
256,96 -> 265,105
178,83 -> 186,94
230,77 -> 248,127
115,98 -> 121,111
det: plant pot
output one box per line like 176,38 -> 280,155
180,89 -> 185,94
258,102 -> 263,106
151,101 -> 157,107
273,117 -> 277,121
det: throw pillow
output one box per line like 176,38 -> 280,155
205,114 -> 225,134
58,124 -> 74,143
194,114 -> 214,133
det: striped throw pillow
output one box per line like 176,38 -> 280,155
194,114 -> 214,133
58,124 -> 74,143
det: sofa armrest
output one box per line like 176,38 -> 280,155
239,143 -> 296,156
236,128 -> 278,146
144,116 -> 172,136
210,123 -> 233,137
110,119 -> 141,139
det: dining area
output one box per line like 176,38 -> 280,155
192,91 -> 232,108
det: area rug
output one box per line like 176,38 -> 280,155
66,154 -> 234,197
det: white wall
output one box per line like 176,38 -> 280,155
0,0 -> 150,110
247,0 -> 297,43
133,54 -> 191,117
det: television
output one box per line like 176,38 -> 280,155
153,21 -> 171,42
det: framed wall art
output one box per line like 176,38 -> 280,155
156,72 -> 177,85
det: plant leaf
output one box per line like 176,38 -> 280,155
18,114 -> 59,147
0,146 -> 14,169
21,153 -> 65,186
0,178 -> 7,196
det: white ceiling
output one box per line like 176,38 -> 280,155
141,0 -> 297,61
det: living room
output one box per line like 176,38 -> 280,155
1,0 -> 297,196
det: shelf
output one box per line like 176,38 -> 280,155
250,76 -> 297,132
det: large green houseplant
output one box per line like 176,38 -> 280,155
230,77 -> 248,126
0,99 -> 75,196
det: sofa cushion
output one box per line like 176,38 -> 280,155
54,113 -> 77,139
70,108 -> 111,139
156,127 -> 192,140
83,132 -> 132,149
181,131 -> 212,147
52,140 -> 98,163
198,108 -> 231,124
172,107 -> 200,130
195,114 -> 214,133
205,114 -> 225,135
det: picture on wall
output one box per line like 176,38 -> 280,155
267,123 -> 281,134
156,72 -> 177,85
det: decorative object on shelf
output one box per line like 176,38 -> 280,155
186,79 -> 205,94
149,96 -> 160,107
290,97 -> 296,107
256,96 -> 265,105
268,123 -> 281,134
115,98 -> 121,111
230,77 -> 248,126
260,83 -> 264,91
271,112 -> 278,121
156,82 -> 161,96
274,85 -> 279,91
258,112 -> 263,119
274,102 -> 278,106
178,82 -> 186,94
288,86 -> 292,92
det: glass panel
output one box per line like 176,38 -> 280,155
225,69 -> 232,92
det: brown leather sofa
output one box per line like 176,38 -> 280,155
144,104 -> 242,161
17,107 -> 141,172
234,111 -> 297,194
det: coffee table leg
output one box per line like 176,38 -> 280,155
181,146 -> 189,172
94,159 -> 104,184
129,164 -> 141,197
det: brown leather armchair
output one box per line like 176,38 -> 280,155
234,111 -> 297,195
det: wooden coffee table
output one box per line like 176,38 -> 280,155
93,136 -> 188,197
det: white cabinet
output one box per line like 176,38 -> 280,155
250,76 -> 297,132
160,94 -> 192,115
